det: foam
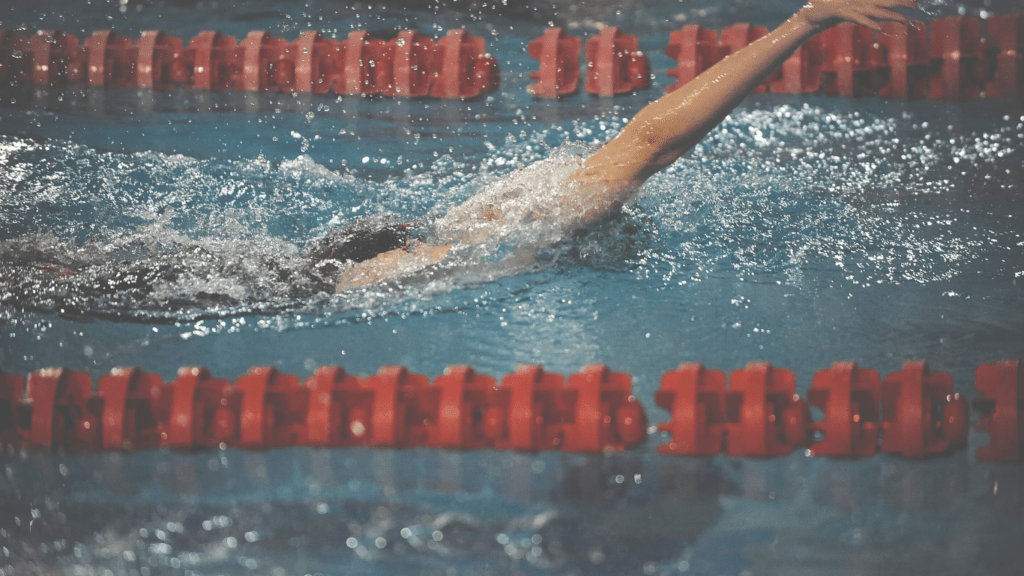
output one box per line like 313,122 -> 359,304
2,100 -> 1021,322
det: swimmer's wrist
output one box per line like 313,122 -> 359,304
790,6 -> 829,35
792,1 -> 854,33
793,0 -> 917,34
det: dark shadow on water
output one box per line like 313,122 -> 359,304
0,448 -> 728,574
2,445 -> 1020,575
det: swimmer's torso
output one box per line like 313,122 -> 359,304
335,152 -> 638,291
434,154 -> 635,247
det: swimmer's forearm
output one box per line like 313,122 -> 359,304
575,16 -> 815,185
630,16 -> 818,170
637,1 -> 916,161
576,0 -> 916,185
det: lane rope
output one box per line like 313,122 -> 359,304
1,15 -> 1021,100
1,360 -> 1019,461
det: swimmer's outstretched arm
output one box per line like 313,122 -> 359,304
572,0 -> 917,190
335,0 -> 916,293
336,240 -> 454,290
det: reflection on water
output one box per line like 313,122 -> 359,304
1,448 -> 1022,575
2,85 -> 518,125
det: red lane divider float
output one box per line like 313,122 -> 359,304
655,363 -> 726,456
388,30 -> 435,97
879,361 -> 969,458
3,15 -> 1022,100
164,367 -> 235,449
527,27 -> 581,98
236,366 -> 305,448
96,366 -> 164,450
930,16 -> 995,100
237,30 -> 292,93
986,14 -> 1024,98
662,16 -> 1021,99
337,30 -> 391,96
723,363 -> 809,457
431,29 -> 500,99
135,30 -> 183,91
819,22 -> 885,97
661,16 -> 1022,99
0,27 -> 498,99
770,29 -> 825,94
974,360 -> 1023,461
83,30 -> 136,88
27,30 -> 78,87
583,26 -> 650,97
562,365 -> 646,452
22,368 -> 96,451
665,25 -> 726,93
652,360 -> 1005,460
807,362 -> 882,457
0,360 -> 1019,460
875,20 -> 930,99
487,365 -> 564,451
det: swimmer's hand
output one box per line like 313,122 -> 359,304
335,240 -> 453,291
797,0 -> 917,32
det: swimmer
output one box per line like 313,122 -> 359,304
320,0 -> 919,291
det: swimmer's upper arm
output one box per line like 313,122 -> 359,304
570,120 -> 680,189
571,6 -> 883,191
573,1 -> 916,191
568,72 -> 753,193
571,51 -> 785,191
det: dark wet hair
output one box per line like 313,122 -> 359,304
305,214 -> 410,274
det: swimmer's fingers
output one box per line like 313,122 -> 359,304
867,0 -> 918,21
853,6 -> 911,31
799,0 -> 917,31
880,0 -> 918,10
837,10 -> 880,32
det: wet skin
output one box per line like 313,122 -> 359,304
336,0 -> 918,292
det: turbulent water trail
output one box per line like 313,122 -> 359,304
2,103 -> 1021,321
0,137 -> 608,320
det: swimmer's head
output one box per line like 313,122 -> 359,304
306,214 -> 410,274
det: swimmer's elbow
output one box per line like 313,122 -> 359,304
573,141 -> 653,188
579,121 -> 699,187
334,242 -> 454,292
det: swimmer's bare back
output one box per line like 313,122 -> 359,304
336,0 -> 917,292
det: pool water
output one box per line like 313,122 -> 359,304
2,0 -> 1023,574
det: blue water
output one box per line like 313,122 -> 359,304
2,0 -> 1024,574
